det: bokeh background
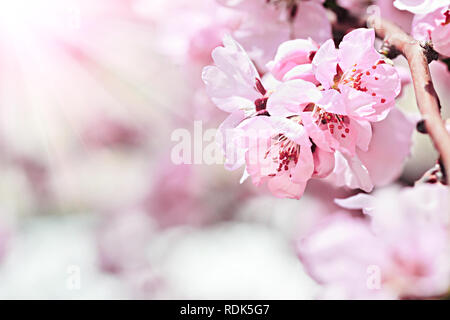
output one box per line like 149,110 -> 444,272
0,0 -> 448,299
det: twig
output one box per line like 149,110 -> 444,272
367,16 -> 450,183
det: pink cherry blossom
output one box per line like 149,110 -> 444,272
239,115 -> 320,199
326,108 -> 415,191
298,184 -> 450,299
266,78 -> 373,159
311,28 -> 401,122
217,0 -> 331,68
394,0 -> 450,14
263,29 -> 401,170
205,30 -> 404,197
412,5 -> 450,57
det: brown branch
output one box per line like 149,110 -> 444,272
367,16 -> 450,182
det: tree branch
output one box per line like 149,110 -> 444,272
367,16 -> 450,183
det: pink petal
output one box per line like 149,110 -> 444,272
312,39 -> 338,89
202,65 -> 256,113
338,28 -> 380,71
326,152 -> 374,192
268,117 -> 312,147
217,110 -> 247,170
292,2 -> 332,45
334,193 -> 375,215
356,108 -> 415,187
282,64 -> 318,83
267,174 -> 307,200
301,112 -> 337,152
313,147 -> 335,178
339,86 -> 377,121
353,119 -> 372,152
291,145 -> 314,183
432,23 -> 450,57
203,35 -> 261,112
318,89 -> 346,115
266,79 -> 321,117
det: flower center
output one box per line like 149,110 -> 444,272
305,103 -> 351,139
318,110 -> 350,138
266,134 -> 300,176
254,97 -> 268,112
333,61 -> 387,104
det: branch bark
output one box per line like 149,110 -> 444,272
367,16 -> 450,182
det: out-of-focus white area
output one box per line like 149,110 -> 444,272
0,215 -> 126,299
0,213 -> 319,299
150,222 -> 319,299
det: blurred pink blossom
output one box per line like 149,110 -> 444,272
82,115 -> 142,149
143,163 -> 208,227
217,0 -> 331,68
143,155 -> 255,227
97,209 -> 153,274
298,183 -> 450,299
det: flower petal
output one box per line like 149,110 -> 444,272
312,39 -> 338,89
267,79 -> 321,117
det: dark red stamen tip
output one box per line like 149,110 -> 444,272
254,97 -> 268,112
255,78 -> 266,96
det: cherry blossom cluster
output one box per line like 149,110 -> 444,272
203,28 -> 403,199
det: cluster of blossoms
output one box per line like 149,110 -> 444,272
203,28 -> 402,199
299,183 -> 450,299
197,0 -> 450,299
